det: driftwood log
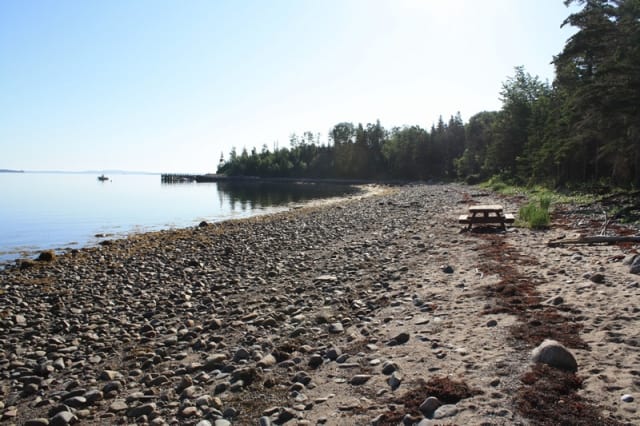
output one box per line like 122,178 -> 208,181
547,236 -> 640,247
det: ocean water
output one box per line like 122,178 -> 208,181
0,173 -> 356,265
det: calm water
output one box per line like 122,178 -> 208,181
0,173 -> 357,264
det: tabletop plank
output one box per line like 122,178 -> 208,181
468,204 -> 503,212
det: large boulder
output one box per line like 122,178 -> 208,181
531,339 -> 578,372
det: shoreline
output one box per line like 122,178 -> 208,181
0,183 -> 638,425
0,183 -> 386,270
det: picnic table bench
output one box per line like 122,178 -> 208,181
458,204 -> 514,230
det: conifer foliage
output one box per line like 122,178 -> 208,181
219,1 -> 640,188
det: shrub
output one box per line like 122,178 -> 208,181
519,199 -> 551,229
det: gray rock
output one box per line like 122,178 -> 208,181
308,354 -> 323,369
550,296 -> 564,306
381,361 -> 398,375
214,420 -> 231,426
257,353 -> 276,368
328,322 -> 344,333
259,416 -> 273,426
276,408 -> 298,423
222,406 -> 238,418
433,404 -> 458,419
441,265 -> 454,274
109,399 -> 128,413
233,347 -> 251,362
196,421 -> 212,426
15,314 -> 27,326
402,414 -> 422,425
350,375 -> 372,385
388,371 -> 403,390
83,390 -> 103,404
590,273 -> 605,284
102,380 -> 122,394
419,396 -> 442,417
62,396 -> 86,409
49,411 -> 77,426
388,332 -> 410,346
127,402 -> 156,418
531,339 -> 578,372
315,275 -> 338,282
326,347 -> 341,361
622,394 -> 634,402
99,370 -> 123,381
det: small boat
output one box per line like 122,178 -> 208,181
97,174 -> 109,181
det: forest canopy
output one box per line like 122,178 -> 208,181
218,0 -> 640,188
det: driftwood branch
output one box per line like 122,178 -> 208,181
600,207 -> 609,236
547,236 -> 640,247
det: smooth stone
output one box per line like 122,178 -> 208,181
326,347 -> 341,361
388,371 -> 403,390
62,396 -> 86,408
350,375 -> 372,386
222,407 -> 238,418
181,406 -> 198,417
308,354 -> 323,369
259,416 -> 273,426
315,275 -> 338,282
622,394 -> 634,403
102,381 -> 122,394
276,408 -> 298,423
381,361 -> 398,375
531,339 -> 578,372
329,322 -> 344,333
419,396 -> 442,416
433,404 -> 458,419
49,411 -> 77,426
127,402 -> 156,418
257,354 -> 277,368
109,399 -> 129,412
214,420 -> 231,426
388,332 -> 410,345
83,390 -> 103,404
100,370 -> 123,381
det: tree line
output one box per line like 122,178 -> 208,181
218,0 -> 640,188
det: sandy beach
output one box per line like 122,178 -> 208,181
0,183 -> 638,425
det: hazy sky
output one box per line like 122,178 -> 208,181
1,0 -> 577,173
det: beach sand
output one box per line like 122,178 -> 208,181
0,184 -> 637,425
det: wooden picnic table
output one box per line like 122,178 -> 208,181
458,204 -> 514,230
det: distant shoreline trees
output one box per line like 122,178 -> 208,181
218,0 -> 640,189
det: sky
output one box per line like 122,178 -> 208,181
0,0 -> 578,174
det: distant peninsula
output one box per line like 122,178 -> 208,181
0,169 -> 24,173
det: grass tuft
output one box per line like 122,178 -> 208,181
519,198 -> 551,229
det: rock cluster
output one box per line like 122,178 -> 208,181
0,184 -> 486,424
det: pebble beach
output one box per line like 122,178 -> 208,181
1,184 -> 638,425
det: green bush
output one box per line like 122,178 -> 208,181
519,198 -> 551,229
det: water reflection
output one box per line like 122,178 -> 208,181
215,181 -> 360,211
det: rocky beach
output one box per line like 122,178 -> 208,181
1,183 -> 639,425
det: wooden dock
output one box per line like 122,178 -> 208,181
160,174 -> 198,183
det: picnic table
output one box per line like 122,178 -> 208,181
458,204 -> 514,230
